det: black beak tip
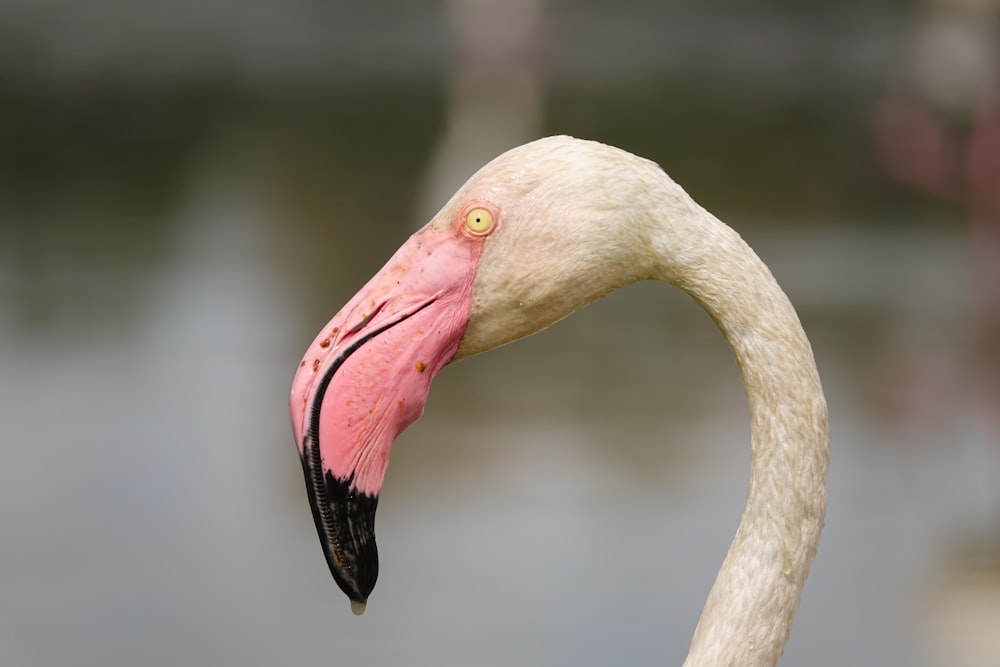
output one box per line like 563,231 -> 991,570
299,438 -> 382,613
329,540 -> 377,617
330,543 -> 378,605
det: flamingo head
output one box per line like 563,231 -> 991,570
288,137 -> 661,611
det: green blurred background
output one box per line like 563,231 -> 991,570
2,1 -> 998,665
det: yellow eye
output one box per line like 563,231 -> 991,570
464,207 -> 494,234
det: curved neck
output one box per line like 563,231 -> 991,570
650,203 -> 829,667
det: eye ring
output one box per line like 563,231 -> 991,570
460,203 -> 498,236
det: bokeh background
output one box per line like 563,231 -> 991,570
2,1 -> 999,665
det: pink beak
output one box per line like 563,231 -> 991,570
289,220 -> 486,605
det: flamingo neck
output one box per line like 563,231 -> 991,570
454,136 -> 828,664
649,202 -> 829,667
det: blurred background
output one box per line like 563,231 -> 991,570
2,0 -> 999,665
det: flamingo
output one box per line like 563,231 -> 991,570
289,136 -> 829,666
